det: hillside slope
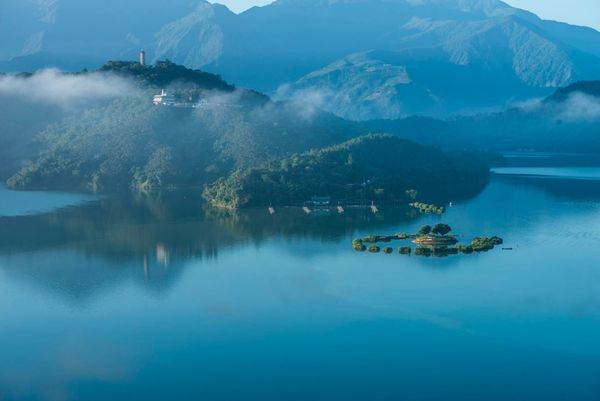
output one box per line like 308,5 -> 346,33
5,64 -> 355,191
203,134 -> 490,208
362,81 -> 600,151
2,0 -> 600,118
0,60 -> 259,181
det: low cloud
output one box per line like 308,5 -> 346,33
559,92 -> 600,122
513,97 -> 544,112
0,69 -> 135,109
515,92 -> 600,122
274,84 -> 332,120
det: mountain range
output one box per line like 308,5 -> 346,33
1,0 -> 600,118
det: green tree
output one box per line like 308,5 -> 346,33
432,223 -> 452,236
418,225 -> 432,236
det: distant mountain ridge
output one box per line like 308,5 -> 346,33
1,0 -> 600,118
547,81 -> 600,102
0,0 -> 205,70
360,80 -> 600,152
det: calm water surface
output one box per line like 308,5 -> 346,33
0,185 -> 97,217
1,155 -> 600,400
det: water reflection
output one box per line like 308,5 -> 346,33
0,189 -> 424,256
2,163 -> 600,304
0,189 -> 424,302
495,174 -> 600,201
2,157 -> 600,401
0,184 -> 97,217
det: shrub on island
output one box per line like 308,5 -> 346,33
432,223 -> 452,236
364,235 -> 395,243
490,236 -> 504,245
414,247 -> 432,257
471,236 -> 504,252
351,229 -> 503,258
418,225 -> 432,236
457,245 -> 474,254
399,247 -> 412,255
410,202 -> 445,215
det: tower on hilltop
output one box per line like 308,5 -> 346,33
139,50 -> 146,66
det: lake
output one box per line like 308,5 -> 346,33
1,154 -> 600,401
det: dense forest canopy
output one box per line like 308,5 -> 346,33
362,83 -> 600,153
97,60 -> 235,91
2,60 -> 598,198
203,134 -> 490,209
0,60 -> 263,181
6,89 -> 354,191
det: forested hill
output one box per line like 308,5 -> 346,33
3,59 -> 491,199
0,60 -> 273,181
96,60 -> 237,92
5,59 -> 597,196
547,81 -> 600,102
203,134 -> 490,209
6,89 -> 356,192
362,81 -> 600,153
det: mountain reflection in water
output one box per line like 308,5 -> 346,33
0,190 -> 422,302
1,154 -> 600,401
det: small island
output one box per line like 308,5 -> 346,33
412,223 -> 457,246
352,223 -> 504,257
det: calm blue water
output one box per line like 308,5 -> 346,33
1,156 -> 600,400
0,184 -> 97,217
493,167 -> 600,180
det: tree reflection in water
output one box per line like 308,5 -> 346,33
0,188 -> 424,302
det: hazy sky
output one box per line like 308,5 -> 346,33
209,0 -> 600,30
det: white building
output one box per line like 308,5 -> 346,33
153,90 -> 176,106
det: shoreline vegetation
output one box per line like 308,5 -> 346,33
203,134 -> 490,210
352,224 -> 504,258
